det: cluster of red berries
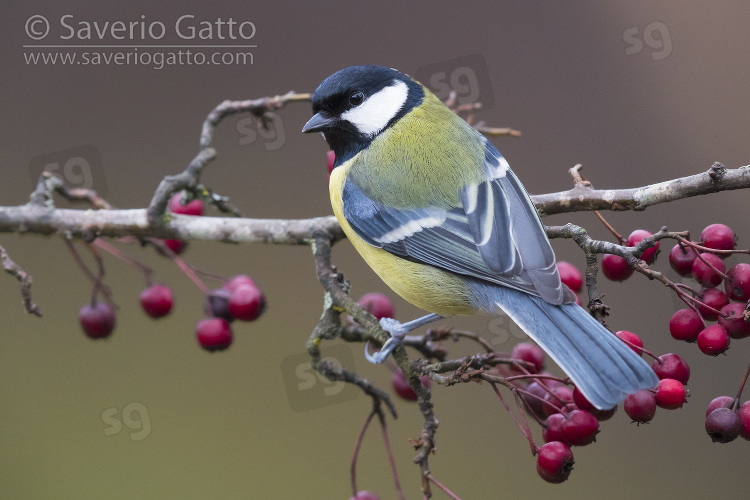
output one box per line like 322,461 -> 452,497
594,223 -> 750,446
79,284 -> 176,340
666,224 -> 747,356
199,274 -> 266,351
510,256 -> 695,483
509,332 -> 691,483
79,273 -> 265,351
509,339 -> 608,483
78,192 -> 266,351
704,396 -> 750,443
600,229 -> 660,282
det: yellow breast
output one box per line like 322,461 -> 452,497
329,162 -> 476,316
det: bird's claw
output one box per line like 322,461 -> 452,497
364,318 -> 408,363
379,317 -> 407,337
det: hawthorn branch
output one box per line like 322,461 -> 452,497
534,162 -> 750,216
0,206 -> 344,244
2,163 -> 749,244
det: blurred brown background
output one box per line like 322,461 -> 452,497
1,1 -> 749,499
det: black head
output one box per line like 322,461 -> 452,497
302,65 -> 424,167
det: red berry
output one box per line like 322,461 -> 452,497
718,303 -> 750,339
326,150 -> 335,173
522,382 -> 549,420
669,309 -> 703,342
542,413 -> 568,444
705,396 -> 736,417
691,253 -> 726,288
79,302 -> 116,339
669,244 -> 698,277
391,369 -> 430,401
557,261 -> 583,292
700,223 -> 735,252
225,274 -> 257,293
167,192 -> 204,216
738,401 -> 750,440
724,263 -> 750,301
163,239 -> 186,255
358,293 -> 395,321
205,288 -> 234,322
139,284 -> 174,318
195,318 -> 233,351
573,386 -> 618,420
543,386 -> 574,416
615,330 -> 643,355
591,406 -> 617,421
697,324 -> 730,356
228,284 -> 266,321
624,390 -> 657,423
705,408 -> 741,443
350,492 -> 380,500
601,254 -> 633,281
536,442 -> 574,484
510,342 -> 545,373
628,229 -> 659,264
560,409 -> 599,446
655,379 -> 686,410
651,353 -> 690,384
572,386 -> 595,412
696,288 -> 729,321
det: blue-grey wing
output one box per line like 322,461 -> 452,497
342,139 -> 571,304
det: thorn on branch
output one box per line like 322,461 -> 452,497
569,164 -> 592,188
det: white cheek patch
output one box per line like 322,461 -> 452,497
342,80 -> 409,136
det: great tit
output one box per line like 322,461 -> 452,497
302,65 -> 657,409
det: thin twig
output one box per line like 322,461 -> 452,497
376,410 -> 405,500
424,474 -> 463,500
0,244 -> 42,316
350,410 -> 375,497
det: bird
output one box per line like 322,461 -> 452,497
302,65 -> 658,409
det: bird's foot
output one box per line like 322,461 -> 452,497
364,318 -> 408,364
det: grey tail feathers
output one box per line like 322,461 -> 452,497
485,286 -> 659,409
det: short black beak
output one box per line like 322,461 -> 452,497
302,111 -> 336,133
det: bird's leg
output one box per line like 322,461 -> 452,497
365,313 -> 444,363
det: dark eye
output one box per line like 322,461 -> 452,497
349,91 -> 364,106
